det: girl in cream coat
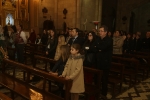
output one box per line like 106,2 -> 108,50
60,44 -> 85,100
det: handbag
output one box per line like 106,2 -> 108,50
86,53 -> 94,63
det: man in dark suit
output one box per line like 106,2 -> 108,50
67,28 -> 84,46
96,25 -> 113,98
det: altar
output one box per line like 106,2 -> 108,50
0,0 -> 29,30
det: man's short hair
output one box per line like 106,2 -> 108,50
99,25 -> 108,32
73,28 -> 79,33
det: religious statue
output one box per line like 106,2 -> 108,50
6,16 -> 10,25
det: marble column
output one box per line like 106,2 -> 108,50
76,0 -> 81,28
98,0 -> 103,26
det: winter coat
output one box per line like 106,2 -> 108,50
113,36 -> 125,55
62,54 -> 85,93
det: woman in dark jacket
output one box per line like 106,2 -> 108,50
46,29 -> 58,70
83,31 -> 97,87
123,33 -> 132,53
83,31 -> 97,67
28,28 -> 36,43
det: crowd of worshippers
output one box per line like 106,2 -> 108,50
0,24 -> 150,100
0,25 -> 150,58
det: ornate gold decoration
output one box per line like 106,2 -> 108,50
2,0 -> 16,10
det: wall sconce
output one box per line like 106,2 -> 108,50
122,16 -> 127,24
42,7 -> 48,18
63,8 -> 68,19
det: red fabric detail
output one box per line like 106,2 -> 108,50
15,31 -> 24,44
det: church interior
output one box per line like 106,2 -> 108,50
0,0 -> 150,100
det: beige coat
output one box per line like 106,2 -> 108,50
113,36 -> 125,55
62,54 -> 85,93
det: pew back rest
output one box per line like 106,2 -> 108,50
133,51 -> 150,56
33,55 -> 56,71
29,43 -> 46,56
83,67 -> 103,88
112,56 -> 139,72
1,59 -> 72,100
123,53 -> 150,66
110,62 -> 125,79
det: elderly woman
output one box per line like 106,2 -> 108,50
113,30 -> 126,55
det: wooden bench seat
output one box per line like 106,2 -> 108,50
83,67 -> 104,99
108,62 -> 125,98
0,91 -> 12,100
112,56 -> 139,87
33,55 -> 105,99
0,59 -> 72,100
28,43 -> 46,56
123,53 -> 150,80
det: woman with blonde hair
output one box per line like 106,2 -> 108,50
54,35 -> 66,60
49,45 -> 70,97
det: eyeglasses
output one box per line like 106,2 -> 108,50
99,31 -> 105,32
88,35 -> 93,36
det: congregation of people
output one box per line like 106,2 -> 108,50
0,24 -> 150,100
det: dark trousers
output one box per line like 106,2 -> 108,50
101,69 -> 109,96
16,44 -> 25,63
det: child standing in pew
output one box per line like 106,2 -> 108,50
49,45 -> 70,97
60,44 -> 85,100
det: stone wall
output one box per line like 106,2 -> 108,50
133,2 -> 150,35
80,0 -> 102,31
29,0 -> 102,33
0,0 -> 101,33
116,0 -> 150,34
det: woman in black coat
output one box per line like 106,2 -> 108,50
83,31 -> 97,67
46,29 -> 58,70
82,31 -> 98,88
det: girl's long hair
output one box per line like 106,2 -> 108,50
58,35 -> 66,45
60,45 -> 70,62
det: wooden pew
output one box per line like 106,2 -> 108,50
83,66 -> 104,100
112,56 -> 140,87
24,44 -> 35,64
0,58 -> 72,100
123,53 -> 150,80
133,51 -> 150,56
28,43 -> 46,56
108,62 -> 125,98
0,92 -> 12,100
33,55 -> 105,99
24,43 -> 47,64
33,55 -> 56,71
